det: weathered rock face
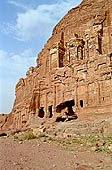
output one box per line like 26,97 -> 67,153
0,114 -> 8,130
3,0 -> 112,129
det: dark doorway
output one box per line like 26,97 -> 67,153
38,107 -> 45,118
56,117 -> 66,122
80,100 -> 84,108
0,133 -> 7,137
55,99 -> 78,122
48,105 -> 53,118
102,97 -> 104,101
56,99 -> 75,113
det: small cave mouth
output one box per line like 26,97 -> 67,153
48,105 -> 53,118
102,97 -> 104,101
55,99 -> 78,122
38,107 -> 45,118
80,100 -> 84,108
0,133 -> 7,137
56,117 -> 66,122
56,99 -> 75,113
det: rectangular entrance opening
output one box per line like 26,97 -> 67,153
80,100 -> 84,108
48,105 -> 53,118
38,107 -> 45,118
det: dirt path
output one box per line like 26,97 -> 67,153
0,137 -> 112,170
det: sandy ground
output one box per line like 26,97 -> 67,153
0,137 -> 112,170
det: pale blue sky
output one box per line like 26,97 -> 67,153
0,0 -> 82,113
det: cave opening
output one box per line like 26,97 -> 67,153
56,99 -> 75,113
102,97 -> 104,101
0,133 -> 7,137
80,100 -> 84,108
38,107 -> 45,118
56,117 -> 66,122
48,105 -> 53,118
56,99 -> 77,122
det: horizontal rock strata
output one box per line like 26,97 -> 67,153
2,0 -> 112,130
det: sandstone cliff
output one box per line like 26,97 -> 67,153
2,0 -> 112,130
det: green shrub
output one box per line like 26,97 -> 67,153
38,133 -> 47,138
14,131 -> 36,141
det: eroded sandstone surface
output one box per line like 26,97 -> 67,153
1,0 -> 112,130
